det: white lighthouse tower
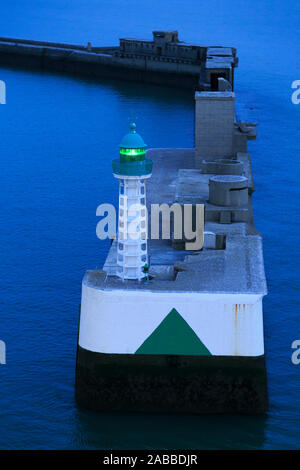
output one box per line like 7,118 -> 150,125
112,123 -> 153,281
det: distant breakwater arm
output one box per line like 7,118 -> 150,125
0,32 -> 237,90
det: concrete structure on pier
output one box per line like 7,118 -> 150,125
117,31 -> 238,90
195,91 -> 257,167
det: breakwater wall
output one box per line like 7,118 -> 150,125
0,37 -> 201,89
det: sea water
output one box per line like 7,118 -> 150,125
0,0 -> 299,449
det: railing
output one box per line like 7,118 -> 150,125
115,50 -> 202,65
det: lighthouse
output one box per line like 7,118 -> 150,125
112,123 -> 153,281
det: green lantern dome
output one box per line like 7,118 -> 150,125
119,123 -> 147,162
112,122 -> 153,177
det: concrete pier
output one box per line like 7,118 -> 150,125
76,90 -> 268,414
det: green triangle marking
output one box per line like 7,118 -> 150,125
135,308 -> 211,356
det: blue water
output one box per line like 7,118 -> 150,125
0,0 -> 299,449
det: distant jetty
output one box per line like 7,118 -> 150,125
0,30 -> 238,89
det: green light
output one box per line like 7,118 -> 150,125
120,147 -> 145,156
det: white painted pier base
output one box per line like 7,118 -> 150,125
79,287 -> 264,357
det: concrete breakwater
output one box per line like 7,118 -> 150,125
76,91 -> 268,414
0,31 -> 238,90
